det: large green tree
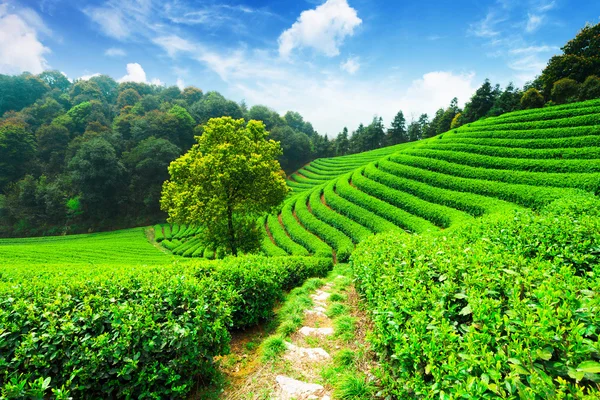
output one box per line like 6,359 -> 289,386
161,117 -> 289,255
539,22 -> 600,97
0,122 -> 36,192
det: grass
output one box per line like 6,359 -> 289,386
0,227 -> 175,266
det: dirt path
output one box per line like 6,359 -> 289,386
215,265 -> 379,399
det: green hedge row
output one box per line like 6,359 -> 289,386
491,98 -> 600,120
352,200 -> 600,398
303,163 -> 355,176
352,168 -> 469,229
404,148 -> 600,173
293,191 -> 354,262
280,200 -> 332,257
473,105 -> 600,126
368,162 -> 515,217
444,134 -> 600,149
266,214 -> 309,256
296,169 -> 340,180
153,224 -> 164,242
198,256 -> 333,329
388,154 -> 600,193
450,125 -> 600,140
309,187 -> 373,243
421,143 -> 600,160
336,172 -> 436,234
0,256 -> 333,399
378,158 -> 584,210
324,179 -> 400,234
173,238 -> 201,256
183,242 -> 204,257
457,113 -> 600,132
258,216 -> 288,257
164,225 -> 173,240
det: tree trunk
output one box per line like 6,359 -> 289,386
227,204 -> 237,256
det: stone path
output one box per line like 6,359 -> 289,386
273,282 -> 337,400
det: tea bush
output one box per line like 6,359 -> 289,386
352,197 -> 600,398
0,256 -> 332,398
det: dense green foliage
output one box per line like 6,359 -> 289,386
0,74 -> 330,237
161,117 -> 289,255
0,255 -> 332,398
352,197 -> 600,398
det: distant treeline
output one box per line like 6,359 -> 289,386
0,72 -> 334,236
332,22 -> 600,156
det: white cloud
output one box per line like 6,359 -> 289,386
468,12 -> 505,38
83,0 -> 154,41
79,73 -> 101,80
176,77 -> 185,90
83,6 -> 130,40
509,45 -> 557,54
0,3 -> 50,74
118,62 -> 147,83
105,47 -> 126,57
117,62 -> 164,85
526,13 -> 543,32
153,35 -> 197,57
278,0 -> 362,58
340,56 -> 360,74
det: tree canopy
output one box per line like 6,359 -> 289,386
161,117 -> 289,255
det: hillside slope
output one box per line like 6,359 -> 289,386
262,99 -> 600,261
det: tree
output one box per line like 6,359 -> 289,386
335,127 -> 350,156
551,78 -> 580,104
579,75 -> 600,101
182,86 -> 203,105
488,83 -> 522,116
539,22 -> 600,96
68,138 -> 126,219
364,116 -> 385,150
117,88 -> 142,110
190,91 -> 243,124
161,117 -> 289,255
451,112 -> 464,129
248,105 -> 283,131
36,124 -> 70,175
521,88 -> 545,109
0,122 -> 36,192
38,70 -> 71,92
123,137 -> 181,215
462,79 -> 498,123
386,111 -> 407,145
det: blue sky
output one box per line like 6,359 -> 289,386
1,0 -> 599,135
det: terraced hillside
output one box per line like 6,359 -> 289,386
262,99 -> 600,261
286,143 -> 412,193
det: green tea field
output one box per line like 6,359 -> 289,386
260,99 -> 600,261
0,228 -> 174,266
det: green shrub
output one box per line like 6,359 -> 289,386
0,264 -> 235,399
388,153 -> 600,194
323,180 -> 399,234
309,187 -> 372,243
280,200 -> 331,257
194,256 -> 333,330
153,224 -> 164,242
294,191 -> 354,262
352,200 -> 600,398
266,214 -> 309,256
520,88 -> 545,109
352,168 -> 470,228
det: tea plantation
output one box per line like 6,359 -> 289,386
2,99 -> 600,398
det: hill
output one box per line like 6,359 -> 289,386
0,227 -> 174,267
259,99 -> 600,261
